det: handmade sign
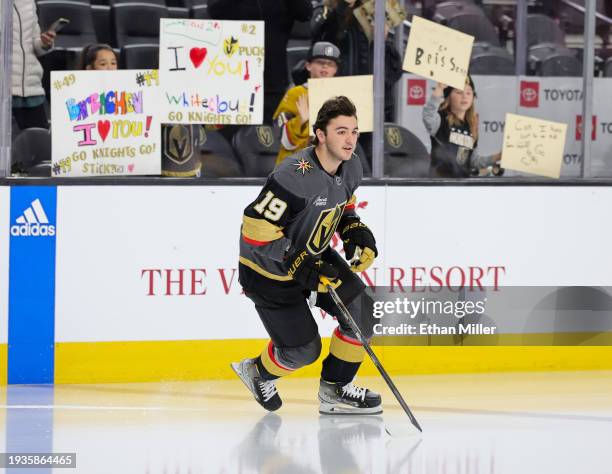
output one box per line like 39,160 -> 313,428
403,16 -> 474,90
159,19 -> 264,125
501,113 -> 567,179
51,69 -> 161,176
308,75 -> 374,134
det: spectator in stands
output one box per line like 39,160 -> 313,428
78,44 -> 118,70
422,77 -> 500,178
311,0 -> 402,121
273,41 -> 340,165
11,0 -> 56,130
208,0 -> 313,123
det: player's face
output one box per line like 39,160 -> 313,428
321,115 -> 359,161
306,58 -> 338,79
449,85 -> 474,113
89,50 -> 118,71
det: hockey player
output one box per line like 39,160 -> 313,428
232,96 -> 381,415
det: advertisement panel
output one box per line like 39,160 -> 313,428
54,186 -> 384,342
8,186 -> 57,383
53,185 -> 612,343
384,186 -> 612,287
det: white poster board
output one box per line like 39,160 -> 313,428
308,75 -> 374,133
403,16 -> 474,90
51,70 -> 161,176
159,19 -> 264,125
501,113 -> 567,179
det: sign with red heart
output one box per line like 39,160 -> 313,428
50,69 -> 162,176
189,48 -> 207,69
97,120 -> 111,142
160,19 -> 265,125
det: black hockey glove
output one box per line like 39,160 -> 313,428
287,250 -> 340,292
339,218 -> 378,272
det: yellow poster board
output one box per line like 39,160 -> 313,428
308,75 -> 373,134
501,113 -> 567,179
403,16 -> 474,90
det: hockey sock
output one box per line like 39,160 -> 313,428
255,356 -> 279,381
320,328 -> 365,384
321,353 -> 361,385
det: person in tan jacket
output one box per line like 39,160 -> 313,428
273,42 -> 340,165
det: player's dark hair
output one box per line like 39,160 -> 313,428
78,43 -> 118,70
312,96 -> 357,146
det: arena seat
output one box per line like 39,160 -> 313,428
447,13 -> 500,46
604,57 -> 612,77
433,1 -> 483,24
164,0 -> 189,17
288,19 -> 311,50
91,4 -> 112,45
199,129 -> 244,178
383,123 -> 430,178
120,44 -> 159,68
291,58 -> 309,86
190,3 -> 209,19
470,43 -> 514,75
526,14 -> 566,48
286,46 -> 310,85
11,128 -> 52,177
37,0 -> 98,49
528,43 -> 582,76
111,2 -> 167,47
232,125 -> 280,177
354,142 -> 371,177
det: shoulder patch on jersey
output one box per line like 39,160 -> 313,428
293,157 -> 314,175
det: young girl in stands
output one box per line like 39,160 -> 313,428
78,44 -> 118,70
423,76 -> 501,178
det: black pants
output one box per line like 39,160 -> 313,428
245,248 -> 375,383
12,104 -> 49,131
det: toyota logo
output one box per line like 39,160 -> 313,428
522,87 -> 537,102
409,85 -> 424,100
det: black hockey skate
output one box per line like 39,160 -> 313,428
318,379 -> 382,415
231,358 -> 282,412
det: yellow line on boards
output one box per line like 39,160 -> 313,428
48,338 -> 612,384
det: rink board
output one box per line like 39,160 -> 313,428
2,184 -> 612,383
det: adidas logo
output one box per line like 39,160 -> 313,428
10,198 -> 56,237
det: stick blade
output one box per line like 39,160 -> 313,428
385,420 -> 422,438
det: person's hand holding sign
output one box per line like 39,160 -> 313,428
297,94 -> 309,126
432,82 -> 447,98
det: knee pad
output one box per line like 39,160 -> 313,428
277,335 -> 322,369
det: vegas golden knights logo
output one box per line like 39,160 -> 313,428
306,202 -> 346,255
223,36 -> 239,57
385,126 -> 402,149
163,124 -> 193,165
257,126 -> 274,147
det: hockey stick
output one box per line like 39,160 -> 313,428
321,276 -> 423,433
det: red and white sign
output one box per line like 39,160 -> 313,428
520,80 -> 540,108
576,115 -> 597,141
407,79 -> 427,106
